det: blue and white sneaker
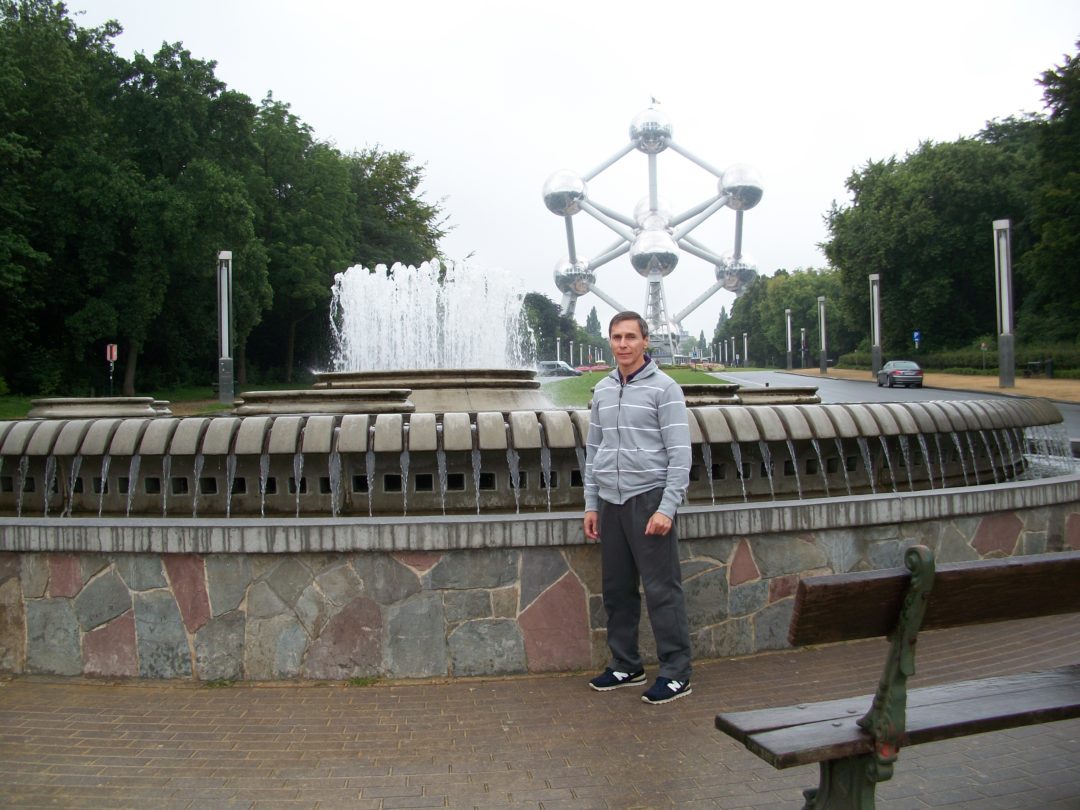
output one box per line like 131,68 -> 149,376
641,676 -> 692,704
589,667 -> 646,691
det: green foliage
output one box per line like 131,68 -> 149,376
543,367 -> 727,408
0,1 -> 444,395
1015,42 -> 1080,343
585,306 -> 602,337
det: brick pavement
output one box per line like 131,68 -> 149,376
1,614 -> 1078,809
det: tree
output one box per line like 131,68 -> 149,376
585,306 -> 601,337
823,129 -> 1038,355
1016,42 -> 1080,342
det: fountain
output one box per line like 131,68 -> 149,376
0,274 -> 1078,683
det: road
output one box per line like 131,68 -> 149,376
719,369 -> 1080,442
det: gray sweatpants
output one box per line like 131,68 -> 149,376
598,488 -> 692,682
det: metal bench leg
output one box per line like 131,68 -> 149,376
803,754 -> 878,810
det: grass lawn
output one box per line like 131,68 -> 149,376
543,366 -> 734,408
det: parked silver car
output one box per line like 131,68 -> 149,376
536,360 -> 582,377
877,360 -> 924,388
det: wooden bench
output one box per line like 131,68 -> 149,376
715,547 -> 1080,809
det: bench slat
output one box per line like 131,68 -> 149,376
789,550 -> 1080,646
718,664 -> 1080,769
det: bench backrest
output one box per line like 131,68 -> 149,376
789,549 -> 1080,647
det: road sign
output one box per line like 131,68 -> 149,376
913,330 -> 921,342
106,343 -> 118,362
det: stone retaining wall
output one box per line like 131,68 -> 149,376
2,475 -> 1078,681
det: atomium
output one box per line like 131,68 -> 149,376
543,104 -> 763,361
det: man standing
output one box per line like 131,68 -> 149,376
583,311 -> 693,704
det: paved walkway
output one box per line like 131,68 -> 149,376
2,614 -> 1078,809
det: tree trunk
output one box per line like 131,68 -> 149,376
285,317 -> 297,383
236,342 -> 247,388
121,341 -> 139,396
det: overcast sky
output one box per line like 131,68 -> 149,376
75,0 -> 1079,340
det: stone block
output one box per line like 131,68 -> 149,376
385,592 -> 447,678
195,611 -> 245,681
0,552 -> 18,583
79,554 -> 110,583
589,594 -> 606,630
49,553 -> 82,597
714,616 -> 755,658
684,567 -> 729,629
519,573 -> 590,672
0,576 -> 25,672
205,554 -> 252,615
814,530 -> 863,573
519,547 -> 568,611
867,538 -> 918,570
729,539 -> 760,585
246,614 -> 308,680
302,596 -> 382,680
83,611 -> 137,678
315,562 -> 364,605
247,580 -> 287,619
26,599 -> 81,675
265,558 -> 313,607
973,512 -> 1023,557
448,619 -> 526,677
753,599 -> 795,651
114,553 -> 168,591
564,546 -> 602,596
352,554 -> 421,604
491,586 -> 518,618
74,568 -> 131,631
163,555 -> 211,633
729,579 -> 768,617
752,536 -> 827,578
134,591 -> 191,678
295,582 -> 331,637
683,537 -> 737,565
443,589 -> 491,623
428,548 -> 518,591
20,554 -> 48,598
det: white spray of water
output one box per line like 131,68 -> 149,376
329,260 -> 535,371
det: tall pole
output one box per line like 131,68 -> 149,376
785,308 -> 793,370
818,296 -> 828,375
742,332 -> 749,369
730,336 -> 736,367
216,251 -> 234,405
800,327 -> 807,368
993,220 -> 1015,388
869,274 -> 882,379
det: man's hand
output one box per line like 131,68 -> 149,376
583,510 -> 600,541
645,512 -> 672,536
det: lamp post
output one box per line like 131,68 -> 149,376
785,308 -> 793,370
216,250 -> 234,405
742,332 -> 748,369
993,219 -> 1015,388
818,296 -> 828,375
800,327 -> 807,368
730,336 -> 736,367
869,274 -> 882,378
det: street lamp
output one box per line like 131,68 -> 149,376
818,296 -> 828,375
785,308 -> 793,370
742,332 -> 748,368
869,274 -> 882,378
216,250 -> 234,404
993,219 -> 1015,388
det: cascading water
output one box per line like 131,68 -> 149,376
97,455 -> 111,517
810,438 -> 830,497
329,260 -> 535,371
784,439 -> 801,500
65,455 -> 82,517
192,453 -> 204,517
161,455 -> 171,517
125,455 -> 141,517
225,453 -> 237,518
42,456 -> 56,516
700,442 -> 716,504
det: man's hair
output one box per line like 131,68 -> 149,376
609,311 -> 649,338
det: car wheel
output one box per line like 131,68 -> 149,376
877,379 -> 883,387
915,383 -> 923,388
887,378 -> 894,388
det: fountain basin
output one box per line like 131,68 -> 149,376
0,475 -> 1076,681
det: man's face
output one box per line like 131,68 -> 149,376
609,320 -> 648,375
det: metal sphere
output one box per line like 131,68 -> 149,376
553,259 -> 594,296
720,164 -> 764,210
633,197 -> 672,229
542,170 -> 587,216
715,252 -> 758,294
630,229 -> 679,277
629,107 -> 672,154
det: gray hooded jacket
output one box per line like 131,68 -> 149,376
583,359 -> 691,518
